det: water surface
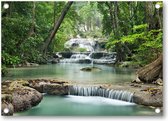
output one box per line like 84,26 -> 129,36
3,63 -> 135,84
15,95 -> 160,116
4,63 -> 160,116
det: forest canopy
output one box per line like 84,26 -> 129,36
1,1 -> 162,68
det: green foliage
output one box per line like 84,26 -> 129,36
77,48 -> 87,52
1,1 -> 162,67
134,29 -> 162,64
133,24 -> 148,33
106,26 -> 162,65
2,65 -> 8,76
77,2 -> 103,38
2,51 -> 21,65
52,32 -> 67,52
99,1 -> 162,64
1,2 -> 78,65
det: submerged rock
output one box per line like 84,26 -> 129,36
80,66 -> 102,72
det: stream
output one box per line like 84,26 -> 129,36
3,63 -> 161,116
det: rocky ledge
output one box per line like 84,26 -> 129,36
1,79 -> 163,116
28,79 -> 163,107
1,80 -> 43,116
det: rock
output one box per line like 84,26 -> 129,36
154,78 -> 163,86
133,91 -> 163,107
29,63 -> 39,66
58,52 -> 74,58
133,85 -> 163,107
78,59 -> 91,63
80,66 -> 102,72
28,79 -> 68,94
1,94 -> 14,116
1,102 -> 14,116
53,53 -> 62,59
43,83 -> 69,95
130,84 -> 141,88
2,79 -> 163,115
59,52 -> 117,64
28,79 -> 48,93
132,77 -> 142,84
1,80 -> 43,115
21,61 -> 39,67
12,87 -> 43,112
64,38 -> 96,52
51,58 -> 59,64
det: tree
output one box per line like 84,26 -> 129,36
16,2 -> 36,48
137,54 -> 162,83
99,1 -> 162,64
42,1 -> 73,54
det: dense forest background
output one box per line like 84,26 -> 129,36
1,1 -> 162,71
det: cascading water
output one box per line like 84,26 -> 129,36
88,52 -> 94,67
68,86 -> 134,102
60,54 -> 91,63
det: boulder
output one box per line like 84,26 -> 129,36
43,83 -> 69,95
1,94 -> 14,116
1,80 -> 43,115
1,102 -> 14,116
80,66 -> 102,72
133,90 -> 163,107
12,86 -> 43,112
58,52 -> 73,58
51,58 -> 59,64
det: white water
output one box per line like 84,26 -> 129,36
66,95 -> 135,106
68,86 -> 134,102
60,54 -> 91,63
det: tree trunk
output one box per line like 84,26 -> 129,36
42,1 -> 73,54
105,2 -> 115,34
53,2 -> 56,26
145,2 -> 160,30
137,54 -> 162,83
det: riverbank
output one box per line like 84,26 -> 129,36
1,79 -> 163,116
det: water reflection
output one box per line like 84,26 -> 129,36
3,63 -> 135,84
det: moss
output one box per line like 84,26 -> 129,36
1,94 -> 13,103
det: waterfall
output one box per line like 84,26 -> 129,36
88,52 -> 94,67
60,54 -> 91,63
68,86 -> 134,102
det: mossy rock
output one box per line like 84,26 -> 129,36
1,94 -> 13,103
80,66 -> 102,72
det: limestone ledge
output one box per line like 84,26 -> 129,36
1,79 -> 163,116
1,80 -> 43,116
